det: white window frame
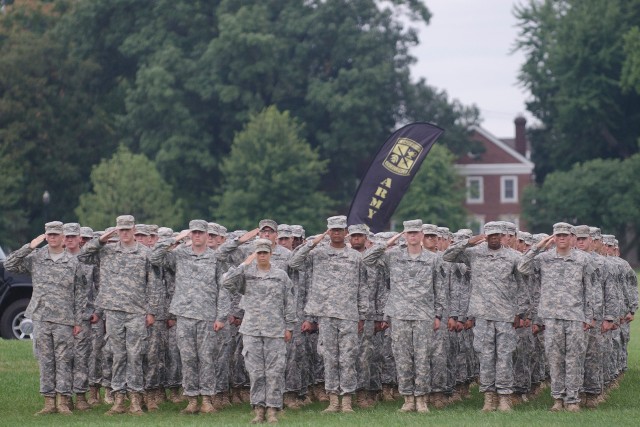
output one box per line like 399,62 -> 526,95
500,175 -> 518,203
466,176 -> 484,204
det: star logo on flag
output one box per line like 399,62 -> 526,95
382,138 -> 423,176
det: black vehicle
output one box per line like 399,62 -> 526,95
0,245 -> 33,339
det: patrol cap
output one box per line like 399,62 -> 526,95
157,227 -> 174,238
504,222 -> 517,236
348,224 -> 369,236
218,225 -> 228,237
147,224 -> 159,236
63,222 -> 81,236
574,225 -> 590,238
80,226 -> 94,238
189,219 -> 208,232
207,222 -> 221,236
589,227 -> 602,240
105,226 -> 119,241
422,224 -> 438,235
483,221 -> 502,236
327,215 -> 347,229
116,215 -> 135,230
518,231 -> 532,245
259,219 -> 278,232
45,221 -> 64,235
403,219 -> 423,233
277,224 -> 293,238
437,227 -> 450,238
602,234 -> 614,246
457,229 -> 473,239
553,222 -> 574,235
254,238 -> 273,253
291,225 -> 304,238
134,224 -> 150,236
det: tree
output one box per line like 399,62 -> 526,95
393,144 -> 467,229
75,146 -> 184,230
213,106 -> 332,232
514,0 -> 640,182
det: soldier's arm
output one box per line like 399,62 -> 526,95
215,264 -> 231,324
356,258 -> 369,320
148,237 -> 179,270
602,268 -> 619,321
361,242 -> 391,274
433,257 -> 445,320
74,266 -> 88,326
145,259 -> 161,316
442,238 -> 472,265
3,244 -> 36,275
283,275 -> 297,331
627,268 -> 639,314
222,264 -> 247,295
288,240 -> 314,270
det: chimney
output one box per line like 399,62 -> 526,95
514,115 -> 527,157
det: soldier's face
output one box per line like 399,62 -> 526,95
215,235 -> 226,245
191,230 -> 207,248
256,251 -> 271,267
555,233 -> 571,250
45,233 -> 63,249
118,228 -> 134,244
405,231 -> 423,247
64,235 -> 81,250
259,227 -> 277,244
349,234 -> 366,251
423,234 -> 438,250
576,237 -> 591,251
134,234 -> 147,244
149,235 -> 159,246
328,228 -> 346,244
80,237 -> 91,248
207,234 -> 218,249
487,233 -> 502,250
278,237 -> 293,250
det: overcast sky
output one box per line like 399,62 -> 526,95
408,0 -> 535,138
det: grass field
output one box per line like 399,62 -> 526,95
1,318 -> 638,426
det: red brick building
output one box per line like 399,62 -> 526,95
455,116 -> 534,233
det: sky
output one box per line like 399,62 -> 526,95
408,0 -> 536,138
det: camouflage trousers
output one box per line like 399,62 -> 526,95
101,331 -> 114,388
305,329 -> 324,385
105,310 -> 148,393
229,323 -> 249,388
543,319 -> 586,404
33,320 -> 74,396
143,320 -> 167,390
88,321 -> 105,386
530,330 -> 547,385
176,316 -> 218,396
164,322 -> 182,388
390,318 -> 434,396
513,326 -> 534,394
379,326 -> 397,386
368,329 -> 384,391
356,320 -> 375,391
620,322 -> 630,372
430,320 -> 454,393
582,326 -> 604,394
243,335 -> 286,408
602,330 -> 615,385
611,328 -> 622,377
318,317 -> 358,395
455,328 -> 475,384
284,321 -> 309,395
213,323 -> 231,394
473,319 -> 516,395
72,320 -> 91,393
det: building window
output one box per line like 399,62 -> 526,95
501,176 -> 518,203
466,176 -> 484,204
467,215 -> 485,235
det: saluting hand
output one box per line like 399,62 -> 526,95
99,228 -> 118,244
29,234 -> 47,249
386,232 -> 403,248
239,228 -> 260,244
468,234 -> 486,246
242,253 -> 257,266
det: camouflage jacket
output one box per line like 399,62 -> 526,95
218,238 -> 292,272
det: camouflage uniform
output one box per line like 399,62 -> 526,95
149,238 -> 229,397
223,261 -> 297,409
430,255 -> 456,395
518,242 -> 594,405
143,263 -> 168,393
5,243 -> 86,397
161,264 -> 182,390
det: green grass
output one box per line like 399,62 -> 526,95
1,313 -> 638,426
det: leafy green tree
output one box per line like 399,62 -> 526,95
213,106 -> 332,232
393,145 -> 467,229
75,146 -> 184,230
514,0 -> 640,181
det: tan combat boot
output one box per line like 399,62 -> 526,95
315,385 -> 329,402
169,387 -> 185,404
75,393 -> 91,411
585,393 -> 599,408
57,394 -> 73,415
129,392 -> 144,416
382,384 -> 395,401
415,395 -> 429,413
156,387 -> 167,404
497,394 -> 513,412
450,387 -> 462,403
283,392 -> 300,409
231,387 -> 244,404
481,392 -> 496,412
251,406 -> 266,424
398,395 -> 415,412
180,395 -> 199,414
104,387 -> 115,404
565,402 -> 581,412
431,392 -> 447,409
200,395 -> 217,414
266,407 -> 279,423
322,393 -> 340,413
461,383 -> 472,399
240,388 -> 251,402
105,392 -> 127,415
341,394 -> 354,413
356,390 -> 373,409
220,391 -> 232,407
144,390 -> 159,412
35,395 -> 57,415
550,398 -> 564,412
299,394 -> 313,406
87,386 -> 101,406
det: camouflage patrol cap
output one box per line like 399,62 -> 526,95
504,222 -> 517,236
116,215 -> 135,230
218,225 -> 228,237
422,224 -> 438,235
291,225 -> 304,238
277,224 -> 293,238
437,227 -> 450,238
348,224 -> 369,236
518,231 -> 532,245
63,223 -> 81,236
80,226 -> 94,238
457,229 -> 473,239
327,215 -> 347,229
45,221 -> 63,235
147,224 -> 159,236
589,227 -> 602,240
157,227 -> 173,238
601,234 -> 614,246
189,219 -> 208,232
483,221 -> 502,236
207,222 -> 221,236
134,224 -> 150,236
403,219 -> 423,232
254,238 -> 273,253
553,222 -> 575,235
259,219 -> 278,232
574,225 -> 590,238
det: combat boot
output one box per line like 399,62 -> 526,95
181,396 -> 199,414
315,385 -> 329,402
87,386 -> 101,406
169,387 -> 185,403
550,398 -> 564,412
241,388 -> 251,402
356,390 -> 373,409
323,393 -> 340,413
104,387 -> 115,404
579,392 -> 587,406
299,394 -> 313,406
585,394 -> 599,409
283,392 -> 300,409
220,391 -> 232,407
251,406 -> 266,424
431,392 -> 447,409
415,395 -> 429,413
481,392 -> 496,412
156,387 -> 167,404
129,392 -> 144,416
565,403 -> 581,412
398,395 -> 415,412
200,395 -> 217,414
382,384 -> 395,401
266,407 -> 279,423
144,390 -> 159,412
35,395 -> 57,415
74,393 -> 91,411
57,394 -> 73,415
105,392 -> 127,415
497,394 -> 513,412
461,383 -> 472,399
231,387 -> 244,404
450,387 -> 462,403
341,394 -> 354,413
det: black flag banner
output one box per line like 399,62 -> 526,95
347,122 -> 444,232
